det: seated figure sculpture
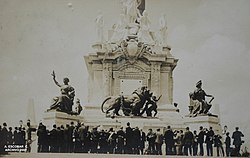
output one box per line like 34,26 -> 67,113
48,71 -> 77,115
189,80 -> 214,117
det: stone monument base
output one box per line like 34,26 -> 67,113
43,110 -> 84,129
81,104 -> 186,132
184,114 -> 222,135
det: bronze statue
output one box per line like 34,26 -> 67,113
101,86 -> 152,117
188,80 -> 214,117
48,71 -> 76,114
142,95 -> 161,117
74,98 -> 83,115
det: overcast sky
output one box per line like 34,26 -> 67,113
1,0 -> 250,149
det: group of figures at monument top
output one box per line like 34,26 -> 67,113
95,0 -> 168,54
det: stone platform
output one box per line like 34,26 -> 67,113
184,114 -> 222,135
43,111 -> 84,129
42,106 -> 222,136
81,104 -> 185,132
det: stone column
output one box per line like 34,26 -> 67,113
150,62 -> 161,96
169,70 -> 173,104
113,72 -> 121,95
91,62 -> 103,104
87,64 -> 94,103
103,61 -> 112,97
160,66 -> 173,105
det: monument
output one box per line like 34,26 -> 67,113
43,71 -> 84,128
185,80 -> 222,135
83,0 -> 183,131
43,0 -> 222,135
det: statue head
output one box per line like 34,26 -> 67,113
196,80 -> 202,88
152,96 -> 156,100
63,77 -> 70,84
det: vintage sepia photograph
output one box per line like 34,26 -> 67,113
0,0 -> 250,157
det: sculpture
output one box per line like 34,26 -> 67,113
141,95 -> 161,117
95,11 -> 104,43
101,86 -> 153,117
121,0 -> 141,24
137,10 -> 154,45
47,71 -> 78,115
109,13 -> 127,43
188,80 -> 214,117
158,13 -> 167,45
74,98 -> 83,115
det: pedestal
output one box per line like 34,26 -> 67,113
184,115 -> 222,135
43,111 -> 84,129
81,104 -> 186,132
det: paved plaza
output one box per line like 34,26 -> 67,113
0,153 -> 177,158
1,153 -> 240,158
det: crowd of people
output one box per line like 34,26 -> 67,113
0,120 -> 248,157
0,121 -> 36,153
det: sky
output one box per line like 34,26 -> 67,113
1,0 -> 250,149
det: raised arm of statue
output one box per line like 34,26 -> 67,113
51,71 -> 61,87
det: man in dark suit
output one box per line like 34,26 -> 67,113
197,126 -> 205,156
164,126 -> 175,155
232,127 -> 244,156
49,124 -> 58,152
68,122 -> 74,153
205,127 -> 214,156
125,122 -> 133,154
1,123 -> 8,153
225,132 -> 231,157
183,127 -> 194,156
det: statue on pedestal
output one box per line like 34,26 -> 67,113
47,71 -> 78,115
109,13 -> 127,43
95,11 -> 104,43
158,13 -> 168,46
188,80 -> 214,117
137,10 -> 154,45
121,0 -> 142,24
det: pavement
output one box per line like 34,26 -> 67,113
1,153 -> 243,158
0,153 -> 210,158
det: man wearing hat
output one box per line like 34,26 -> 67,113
1,123 -> 8,153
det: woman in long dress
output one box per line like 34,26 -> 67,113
49,71 -> 75,113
